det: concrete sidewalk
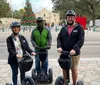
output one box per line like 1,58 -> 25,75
0,58 -> 100,85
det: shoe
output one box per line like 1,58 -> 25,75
43,73 -> 48,80
13,84 -> 17,85
37,73 -> 41,79
21,80 -> 25,85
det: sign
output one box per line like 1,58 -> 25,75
76,16 -> 87,30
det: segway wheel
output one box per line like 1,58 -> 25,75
32,69 -> 37,80
5,83 -> 12,85
55,76 -> 64,85
48,68 -> 53,83
76,80 -> 84,85
25,76 -> 35,85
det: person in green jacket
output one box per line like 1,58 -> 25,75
31,17 -> 52,78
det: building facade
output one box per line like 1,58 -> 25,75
35,8 -> 60,26
0,18 -> 20,29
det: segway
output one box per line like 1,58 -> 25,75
32,47 -> 53,84
6,54 -> 35,85
55,51 -> 84,85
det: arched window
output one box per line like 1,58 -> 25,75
44,14 -> 46,17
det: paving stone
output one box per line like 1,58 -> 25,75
0,59 -> 100,85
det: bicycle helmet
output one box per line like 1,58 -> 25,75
10,22 -> 21,28
66,10 -> 76,16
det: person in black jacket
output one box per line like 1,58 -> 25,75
57,10 -> 85,85
6,22 -> 36,85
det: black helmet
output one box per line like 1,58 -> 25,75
66,10 -> 76,16
10,22 -> 20,28
36,17 -> 43,22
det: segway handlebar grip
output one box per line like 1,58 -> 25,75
61,51 -> 70,55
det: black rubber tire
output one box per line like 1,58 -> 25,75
48,68 -> 53,83
55,76 -> 64,85
5,83 -> 12,85
76,80 -> 84,85
32,68 -> 37,80
25,76 -> 35,85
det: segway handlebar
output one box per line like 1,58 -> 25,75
17,53 -> 33,63
22,53 -> 35,57
23,54 -> 30,57
61,51 -> 70,55
36,51 -> 48,54
39,46 -> 50,50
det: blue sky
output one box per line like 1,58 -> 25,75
7,0 -> 53,12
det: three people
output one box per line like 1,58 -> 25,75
57,10 -> 85,85
6,22 -> 36,85
31,17 -> 52,78
7,9 -> 84,85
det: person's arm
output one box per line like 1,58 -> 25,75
57,28 -> 63,53
31,30 -> 39,48
57,28 -> 63,48
47,29 -> 52,49
73,26 -> 85,52
6,38 -> 18,56
23,36 -> 34,54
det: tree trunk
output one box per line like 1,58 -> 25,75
92,16 -> 95,26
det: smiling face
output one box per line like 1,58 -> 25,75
12,26 -> 20,35
66,15 -> 76,25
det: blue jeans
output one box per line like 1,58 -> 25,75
35,50 -> 48,74
10,64 -> 25,85
10,64 -> 18,85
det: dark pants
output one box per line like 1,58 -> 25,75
35,50 -> 48,74
10,64 -> 25,85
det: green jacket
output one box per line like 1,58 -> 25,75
31,27 -> 52,49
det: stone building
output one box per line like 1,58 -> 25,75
35,8 -> 60,26
0,18 -> 20,29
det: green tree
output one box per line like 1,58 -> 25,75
6,10 -> 12,17
21,0 -> 36,26
13,9 -> 25,19
75,0 -> 100,26
52,0 -> 75,19
0,0 -> 10,17
19,9 -> 25,18
52,0 -> 100,26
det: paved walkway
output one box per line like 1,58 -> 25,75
0,58 -> 100,85
0,30 -> 100,85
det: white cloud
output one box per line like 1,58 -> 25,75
7,0 -> 53,12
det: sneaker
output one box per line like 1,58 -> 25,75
44,73 -> 48,80
21,80 -> 25,85
37,73 -> 41,79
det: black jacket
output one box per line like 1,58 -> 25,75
57,24 -> 85,55
6,34 -> 33,64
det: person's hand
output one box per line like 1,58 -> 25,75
16,54 -> 22,59
57,47 -> 62,53
70,49 -> 76,55
45,46 -> 51,49
31,52 -> 36,56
